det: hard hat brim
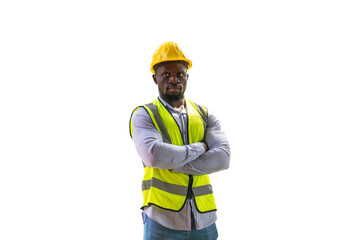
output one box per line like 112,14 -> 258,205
150,59 -> 192,74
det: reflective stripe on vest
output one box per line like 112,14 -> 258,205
130,98 -> 216,213
142,177 -> 214,197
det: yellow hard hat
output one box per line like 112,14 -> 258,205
150,42 -> 192,73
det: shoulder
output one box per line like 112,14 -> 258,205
129,105 -> 155,137
187,99 -> 208,119
130,105 -> 154,126
195,103 -> 220,129
130,99 -> 158,119
131,106 -> 149,118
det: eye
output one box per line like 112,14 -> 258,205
163,73 -> 170,77
177,73 -> 184,77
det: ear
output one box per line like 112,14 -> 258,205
152,74 -> 157,84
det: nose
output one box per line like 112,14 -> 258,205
168,75 -> 179,83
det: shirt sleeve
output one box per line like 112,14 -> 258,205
131,107 -> 206,169
173,110 -> 231,175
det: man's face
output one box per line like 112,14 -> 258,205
153,62 -> 189,103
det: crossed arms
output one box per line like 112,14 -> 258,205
131,107 -> 230,175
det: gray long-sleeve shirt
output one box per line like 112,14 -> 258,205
131,97 -> 230,230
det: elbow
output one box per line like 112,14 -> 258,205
224,157 -> 230,170
224,143 -> 231,170
142,144 -> 166,169
209,150 -> 230,173
138,145 -> 158,168
143,154 -> 162,168
138,141 -> 162,168
220,148 -> 231,170
211,140 -> 230,171
221,153 -> 230,170
144,156 -> 156,168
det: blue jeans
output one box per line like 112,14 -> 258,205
143,212 -> 218,240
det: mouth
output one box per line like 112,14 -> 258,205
167,85 -> 181,92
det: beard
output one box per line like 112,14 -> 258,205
162,92 -> 184,103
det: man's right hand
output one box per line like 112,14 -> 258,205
201,142 -> 209,152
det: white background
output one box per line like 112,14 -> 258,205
1,0 -> 359,239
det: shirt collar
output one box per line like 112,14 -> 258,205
158,96 -> 186,114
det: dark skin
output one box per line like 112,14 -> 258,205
152,62 -> 189,109
152,61 -> 208,151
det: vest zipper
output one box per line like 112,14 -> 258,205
187,175 -> 193,199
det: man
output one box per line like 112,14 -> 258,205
130,42 -> 230,240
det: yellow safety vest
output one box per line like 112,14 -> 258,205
130,98 -> 217,213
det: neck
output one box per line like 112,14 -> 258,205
160,96 -> 185,108
160,94 -> 185,108
166,98 -> 185,109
